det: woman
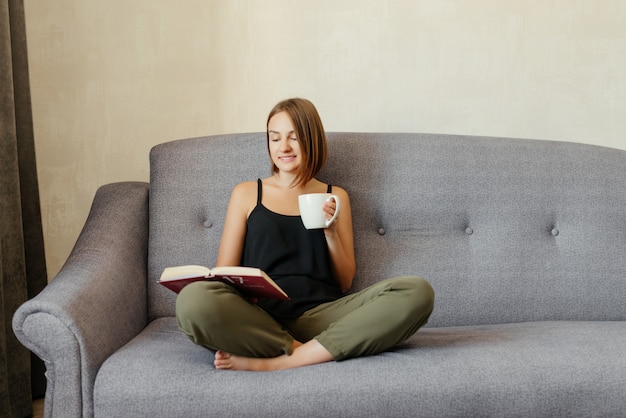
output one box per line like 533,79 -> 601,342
176,98 -> 434,371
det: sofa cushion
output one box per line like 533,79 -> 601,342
148,133 -> 626,327
94,317 -> 626,417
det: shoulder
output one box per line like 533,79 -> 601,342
330,185 -> 350,200
228,180 -> 258,216
328,185 -> 351,213
231,180 -> 258,196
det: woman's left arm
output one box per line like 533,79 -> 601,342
323,187 -> 356,292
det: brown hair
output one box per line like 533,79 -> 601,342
266,98 -> 328,188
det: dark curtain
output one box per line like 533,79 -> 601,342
1,0 -> 48,416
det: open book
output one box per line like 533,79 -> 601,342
158,265 -> 289,300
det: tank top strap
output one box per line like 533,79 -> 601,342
257,178 -> 263,206
257,179 -> 330,203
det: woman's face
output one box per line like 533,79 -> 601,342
268,111 -> 302,175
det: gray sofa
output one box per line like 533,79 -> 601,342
13,132 -> 626,417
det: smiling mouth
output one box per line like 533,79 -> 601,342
279,156 -> 296,162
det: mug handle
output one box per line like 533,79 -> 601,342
325,194 -> 341,227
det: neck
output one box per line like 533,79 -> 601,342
273,172 -> 302,190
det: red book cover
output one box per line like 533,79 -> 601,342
158,265 -> 289,300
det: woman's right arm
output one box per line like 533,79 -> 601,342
216,181 -> 256,267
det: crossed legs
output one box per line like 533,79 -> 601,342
176,277 -> 434,371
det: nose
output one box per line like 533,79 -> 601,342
279,138 -> 292,151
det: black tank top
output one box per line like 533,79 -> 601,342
241,179 -> 344,319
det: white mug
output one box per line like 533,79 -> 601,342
298,193 -> 341,229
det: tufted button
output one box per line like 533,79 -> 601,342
465,227 -> 473,235
203,220 -> 213,228
377,227 -> 386,236
551,228 -> 559,236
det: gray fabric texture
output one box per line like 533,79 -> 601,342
94,317 -> 626,418
14,133 -> 626,417
149,133 -> 626,326
148,133 -> 269,319
12,182 -> 149,417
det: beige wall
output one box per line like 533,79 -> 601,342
24,1 -> 626,280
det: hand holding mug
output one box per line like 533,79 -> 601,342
298,193 -> 341,229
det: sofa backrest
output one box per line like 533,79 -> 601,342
148,133 -> 626,326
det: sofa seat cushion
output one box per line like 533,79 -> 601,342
94,318 -> 626,417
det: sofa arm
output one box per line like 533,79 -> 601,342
12,181 -> 149,418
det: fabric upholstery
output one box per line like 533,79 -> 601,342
14,133 -> 626,417
94,317 -> 626,417
13,182 -> 149,417
148,133 -> 626,326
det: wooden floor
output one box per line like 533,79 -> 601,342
33,399 -> 44,418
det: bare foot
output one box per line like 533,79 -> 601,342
213,339 -> 333,371
214,350 -> 287,371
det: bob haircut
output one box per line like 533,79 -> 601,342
266,98 -> 328,188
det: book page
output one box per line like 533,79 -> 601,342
210,266 -> 264,277
160,265 -> 211,281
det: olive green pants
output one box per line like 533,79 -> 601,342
176,276 -> 434,361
